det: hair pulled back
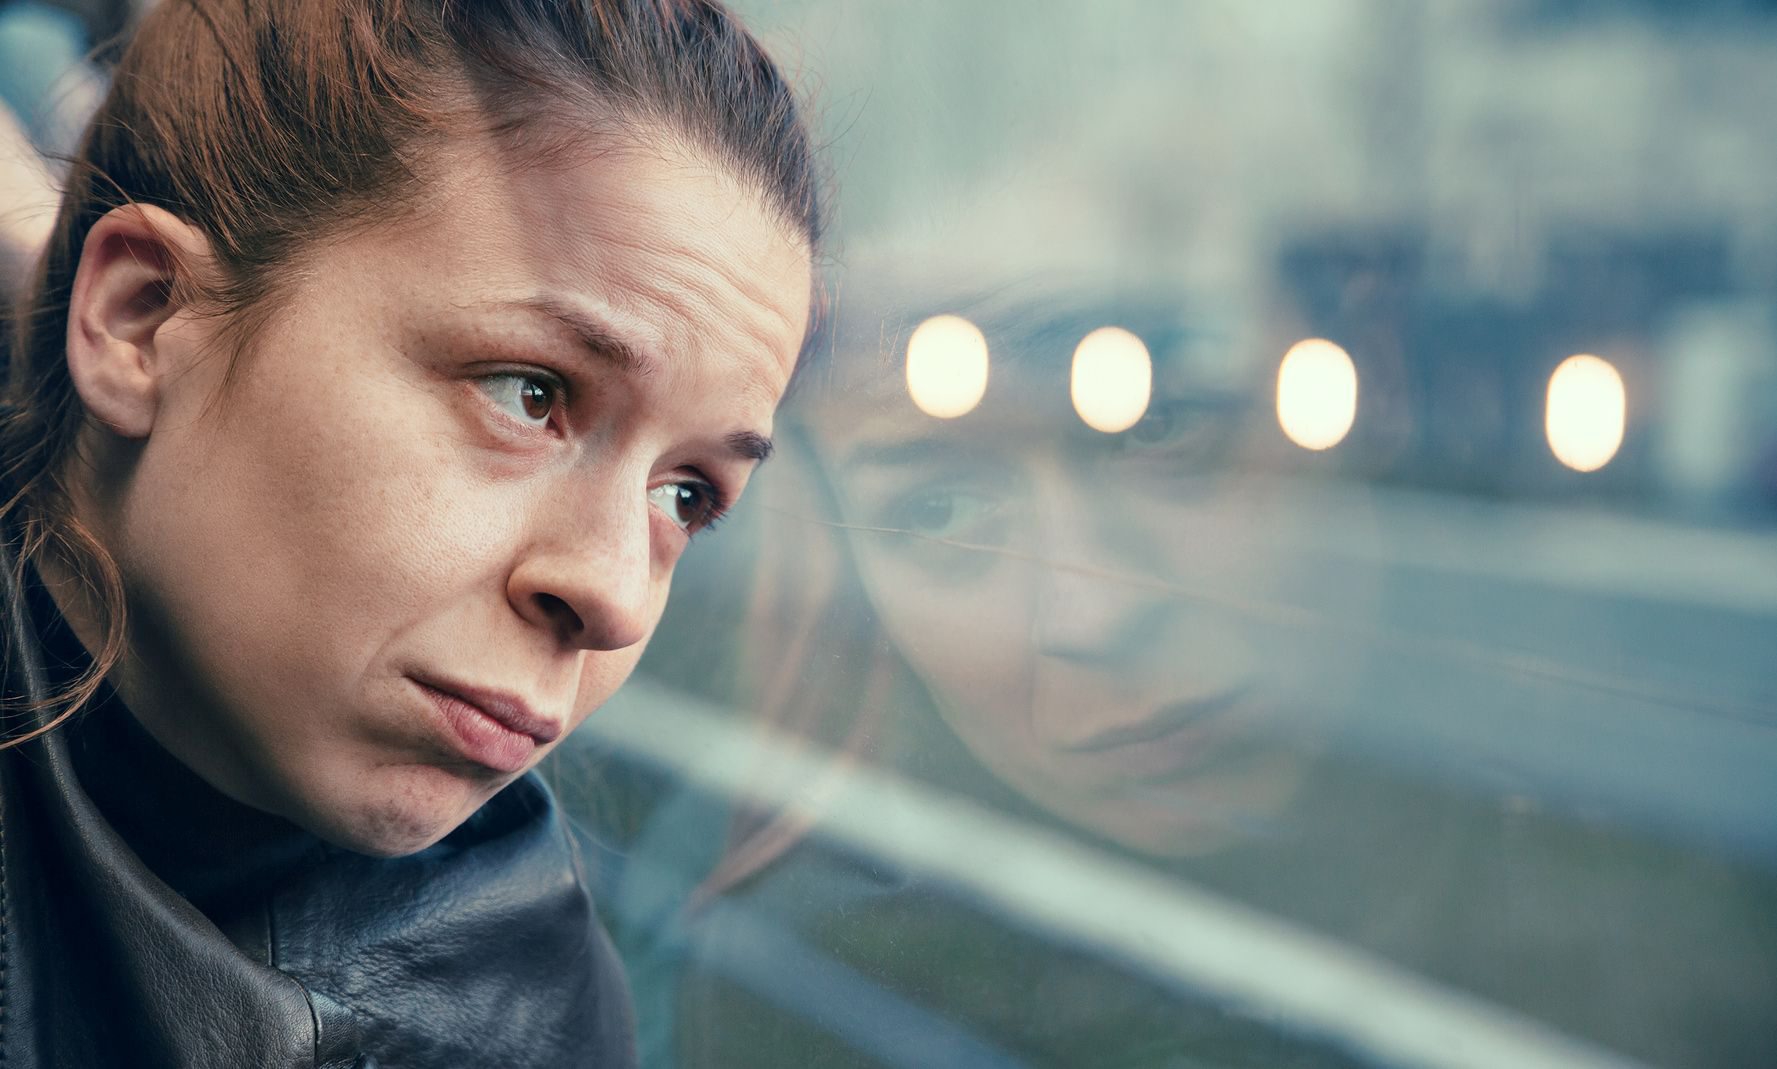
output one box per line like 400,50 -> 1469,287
1,0 -> 823,742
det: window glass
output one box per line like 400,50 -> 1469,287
546,4 -> 1777,1066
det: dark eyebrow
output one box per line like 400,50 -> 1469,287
727,430 -> 775,463
507,297 -> 775,467
512,296 -> 654,376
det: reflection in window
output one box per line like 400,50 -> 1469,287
1275,338 -> 1358,452
905,313 -> 990,420
1069,326 -> 1152,433
1546,354 -> 1627,473
562,3 -> 1777,1067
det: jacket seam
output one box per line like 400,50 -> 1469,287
301,979 -> 324,1069
1,767 -> 8,1065
267,895 -> 280,969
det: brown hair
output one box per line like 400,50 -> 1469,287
1,0 -> 823,744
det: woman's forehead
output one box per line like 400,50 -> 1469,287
369,129 -> 813,384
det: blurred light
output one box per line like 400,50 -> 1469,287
1070,326 -> 1153,433
1546,354 -> 1625,473
1276,339 -> 1357,451
906,314 -> 989,419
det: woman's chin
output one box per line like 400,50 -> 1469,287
1006,754 -> 1311,862
292,764 -> 499,857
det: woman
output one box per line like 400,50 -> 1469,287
607,278 -> 1401,1067
612,276 -> 1777,1068
0,0 -> 820,1065
705,277 -> 1361,868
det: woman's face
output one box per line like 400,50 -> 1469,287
77,134 -> 812,855
804,328 -> 1358,858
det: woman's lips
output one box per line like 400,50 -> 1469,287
411,678 -> 561,774
1053,687 -> 1261,784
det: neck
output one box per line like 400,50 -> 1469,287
31,493 -> 275,832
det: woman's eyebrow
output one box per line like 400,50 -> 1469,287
500,296 -> 776,465
727,431 -> 775,463
507,295 -> 656,377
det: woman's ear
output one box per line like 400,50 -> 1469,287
64,205 -> 214,439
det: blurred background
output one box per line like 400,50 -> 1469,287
6,0 -> 1775,1066
584,3 -> 1777,1067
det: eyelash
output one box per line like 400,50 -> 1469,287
650,479 -> 732,536
666,479 -> 733,537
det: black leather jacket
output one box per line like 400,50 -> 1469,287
0,560 -> 637,1067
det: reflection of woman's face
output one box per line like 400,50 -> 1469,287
87,133 -> 811,856
807,337 -> 1331,857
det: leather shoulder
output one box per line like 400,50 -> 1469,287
266,774 -> 638,1069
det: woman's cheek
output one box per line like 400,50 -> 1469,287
863,558 -> 1035,704
277,392 -> 519,605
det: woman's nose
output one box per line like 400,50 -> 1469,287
1032,562 -> 1166,664
1028,482 -> 1165,663
506,477 -> 655,652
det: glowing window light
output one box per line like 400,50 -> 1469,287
905,314 -> 989,419
1545,354 -> 1625,473
1070,326 -> 1153,433
1276,338 -> 1358,451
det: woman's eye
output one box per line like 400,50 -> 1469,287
1126,405 -> 1181,445
649,481 -> 726,534
1111,400 -> 1239,466
884,488 -> 999,542
479,373 -> 561,429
